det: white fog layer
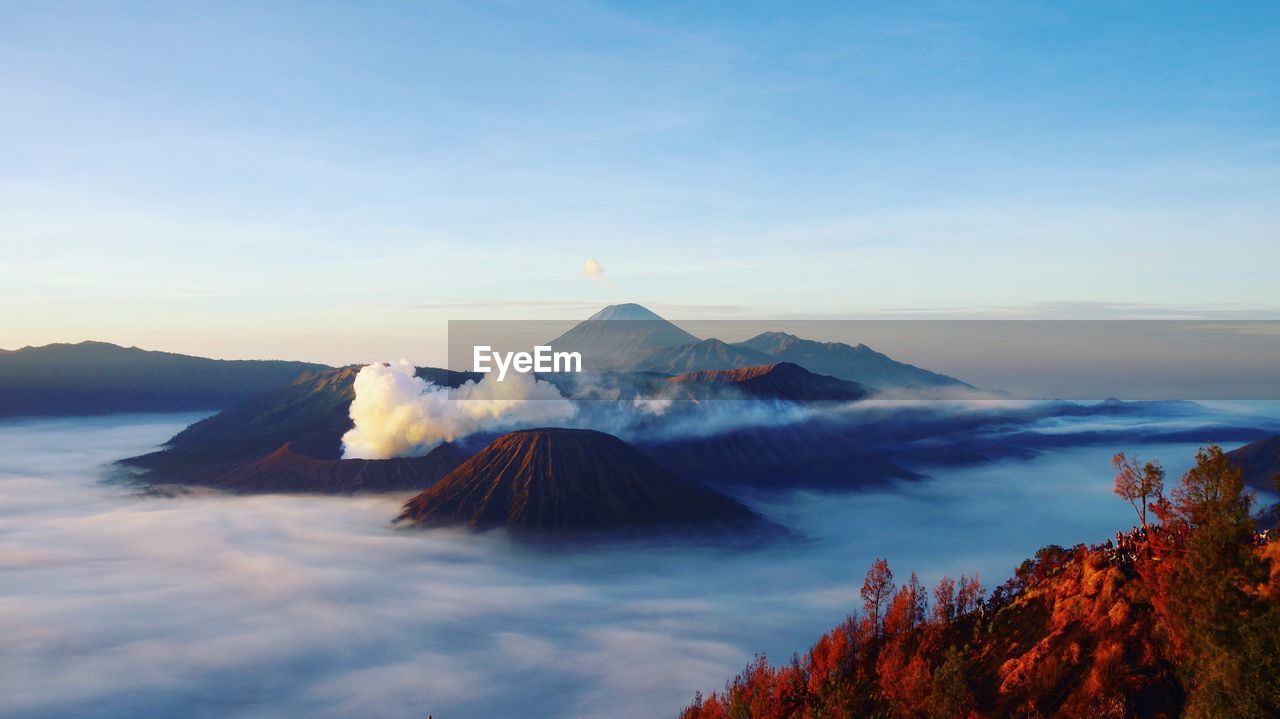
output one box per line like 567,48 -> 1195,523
1,412 -> 1273,719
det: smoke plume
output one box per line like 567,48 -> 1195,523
341,361 -> 576,459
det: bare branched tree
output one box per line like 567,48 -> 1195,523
1112,452 -> 1165,528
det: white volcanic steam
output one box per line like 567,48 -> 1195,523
341,361 -> 576,459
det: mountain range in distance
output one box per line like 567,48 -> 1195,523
0,341 -> 327,418
549,304 -> 978,394
117,305 -> 1279,491
3,303 -> 978,420
118,303 -> 966,498
22,302 -> 1274,538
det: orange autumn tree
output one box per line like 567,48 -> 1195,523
860,558 -> 894,635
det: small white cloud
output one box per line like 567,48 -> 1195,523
581,257 -> 605,279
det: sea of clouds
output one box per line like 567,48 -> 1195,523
0,411 -> 1273,718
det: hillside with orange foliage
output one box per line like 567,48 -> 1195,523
681,446 -> 1280,719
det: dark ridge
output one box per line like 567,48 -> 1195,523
0,340 -> 328,418
1228,434 -> 1280,492
632,338 -> 773,374
733,331 -> 974,391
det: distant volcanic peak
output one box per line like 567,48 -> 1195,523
399,428 -> 761,535
585,303 -> 670,322
548,304 -> 701,369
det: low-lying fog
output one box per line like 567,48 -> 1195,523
2,407 -> 1277,719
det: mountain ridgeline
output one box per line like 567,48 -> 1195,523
0,341 -> 328,418
548,303 -> 977,395
667,362 -> 875,401
1227,433 -> 1280,493
736,331 -> 974,392
547,303 -> 701,370
120,365 -> 480,493
5,304 -> 972,423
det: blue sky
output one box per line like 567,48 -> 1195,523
1,1 -> 1277,364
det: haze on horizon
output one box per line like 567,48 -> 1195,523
2,1 -> 1278,366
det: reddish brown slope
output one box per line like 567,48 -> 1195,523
216,442 -> 465,494
667,362 -> 874,401
682,495 -> 1280,719
682,545 -> 1189,719
398,428 -> 763,534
